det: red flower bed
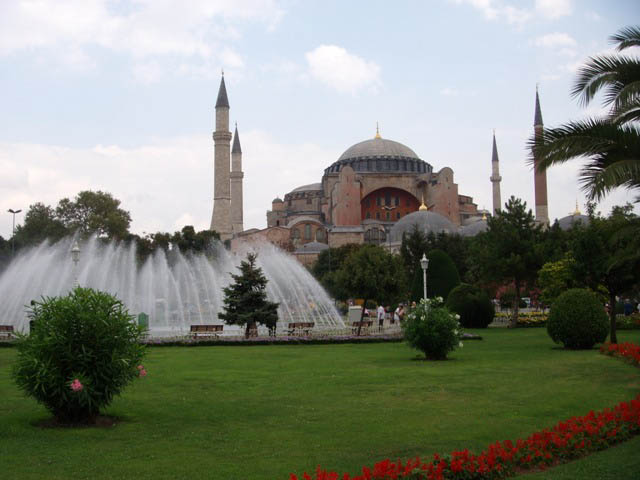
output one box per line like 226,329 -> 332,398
600,342 -> 640,366
288,395 -> 640,480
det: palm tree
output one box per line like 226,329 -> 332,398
530,26 -> 640,203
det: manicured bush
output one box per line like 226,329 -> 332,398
446,283 -> 495,328
402,297 -> 462,360
426,249 -> 460,300
12,287 -> 146,424
546,288 -> 608,349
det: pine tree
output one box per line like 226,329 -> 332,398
219,253 -> 279,338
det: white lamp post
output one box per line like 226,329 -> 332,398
420,253 -> 429,301
71,241 -> 80,287
8,208 -> 21,256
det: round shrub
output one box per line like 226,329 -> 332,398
402,297 -> 462,360
12,287 -> 146,424
446,283 -> 495,328
547,288 -> 608,350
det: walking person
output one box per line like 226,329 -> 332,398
377,304 -> 385,332
394,304 -> 404,324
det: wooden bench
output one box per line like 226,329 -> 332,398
0,325 -> 14,339
190,325 -> 223,338
351,320 -> 373,335
287,322 -> 315,336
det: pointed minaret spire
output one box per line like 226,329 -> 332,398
533,86 -> 549,227
374,122 -> 381,139
490,130 -> 502,216
232,122 -> 242,154
534,83 -> 543,127
211,72 -> 233,239
230,122 -> 244,235
216,73 -> 230,108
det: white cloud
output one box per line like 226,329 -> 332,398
535,0 -> 572,19
450,0 -> 530,25
0,0 -> 283,79
0,131 -> 339,239
534,33 -> 577,49
305,45 -> 381,94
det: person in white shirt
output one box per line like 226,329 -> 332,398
377,305 -> 385,331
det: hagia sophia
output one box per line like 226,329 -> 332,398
209,74 -> 587,265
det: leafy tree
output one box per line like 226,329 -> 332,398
312,243 -> 362,299
425,231 -> 471,281
530,26 -> 640,202
335,244 -> 406,335
12,202 -> 68,247
538,254 -> 577,307
56,190 -> 131,240
219,253 -> 279,338
569,206 -> 640,343
473,196 -> 543,327
426,249 -> 460,300
170,226 -> 220,255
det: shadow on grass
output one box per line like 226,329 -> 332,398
32,414 -> 124,429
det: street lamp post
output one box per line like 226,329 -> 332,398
420,253 -> 429,301
71,241 -> 80,287
7,209 -> 22,256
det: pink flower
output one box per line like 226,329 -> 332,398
138,368 -> 147,377
70,379 -> 83,392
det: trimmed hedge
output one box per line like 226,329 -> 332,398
547,288 -> 608,349
446,283 -> 495,328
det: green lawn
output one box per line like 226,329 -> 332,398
1,329 -> 639,480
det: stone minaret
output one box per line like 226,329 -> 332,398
533,86 -> 549,227
230,123 -> 244,235
490,130 -> 502,216
210,74 -> 233,240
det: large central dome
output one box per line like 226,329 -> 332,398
338,137 -> 420,161
325,136 -> 432,175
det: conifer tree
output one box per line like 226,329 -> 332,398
219,253 -> 279,337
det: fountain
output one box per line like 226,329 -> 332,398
0,237 -> 344,336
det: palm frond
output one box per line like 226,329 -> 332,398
527,120 -> 640,202
610,26 -> 640,51
571,55 -> 640,108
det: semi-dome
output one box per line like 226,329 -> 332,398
291,183 -> 322,193
389,210 -> 455,243
557,213 -> 590,230
325,136 -> 432,175
459,220 -> 488,237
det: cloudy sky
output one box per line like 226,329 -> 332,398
1,0 -> 638,239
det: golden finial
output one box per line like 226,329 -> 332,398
419,192 -> 428,211
482,211 -> 487,221
573,199 -> 581,216
374,122 -> 381,139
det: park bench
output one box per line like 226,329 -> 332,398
351,320 -> 373,335
190,324 -> 223,338
0,325 -> 14,339
287,322 -> 315,336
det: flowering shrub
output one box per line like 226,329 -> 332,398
600,342 -> 640,366
402,297 -> 463,360
288,394 -> 640,480
495,312 -> 548,327
12,287 -> 146,424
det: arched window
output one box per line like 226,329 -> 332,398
292,228 -> 300,239
304,224 -> 312,240
316,229 -> 325,242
